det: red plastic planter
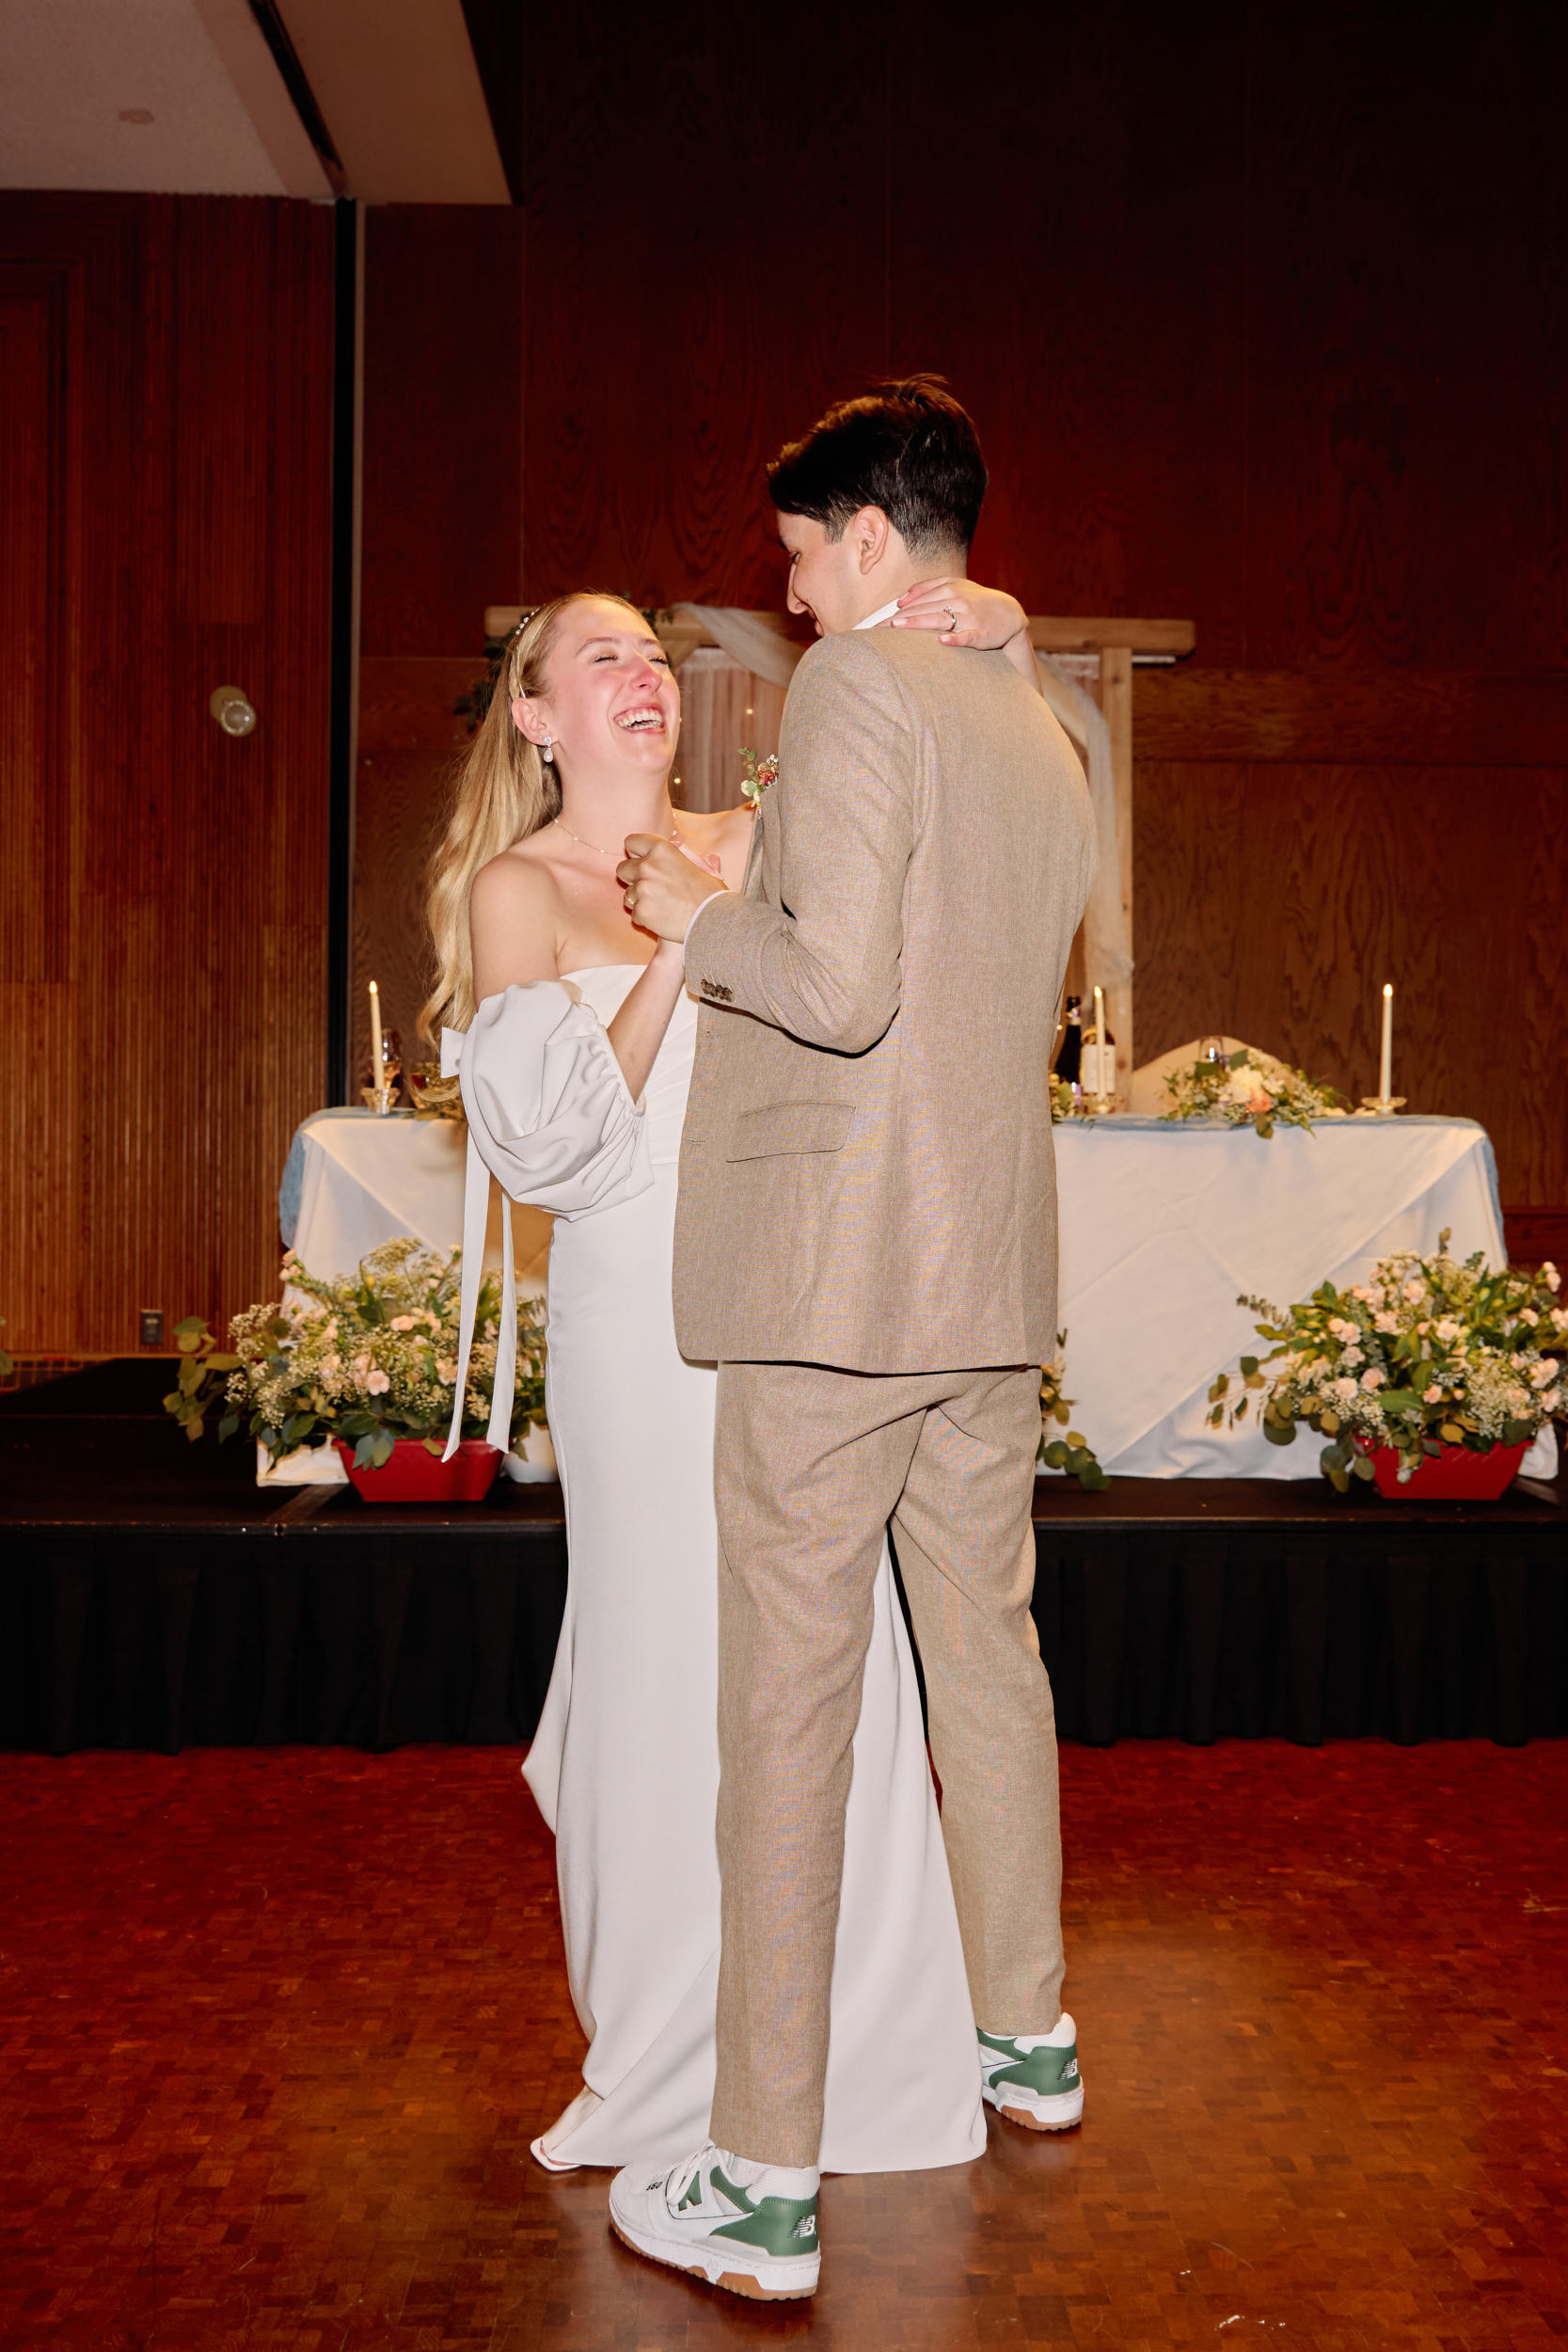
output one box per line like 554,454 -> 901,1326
333,1437 -> 501,1502
1355,1438 -> 1528,1502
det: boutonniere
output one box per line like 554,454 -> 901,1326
738,748 -> 778,809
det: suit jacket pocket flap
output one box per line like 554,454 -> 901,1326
726,1101 -> 854,1160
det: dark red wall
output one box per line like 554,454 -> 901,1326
357,1 -> 1568,1218
0,194 -> 335,1351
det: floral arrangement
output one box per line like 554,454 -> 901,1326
165,1238 -> 548,1470
1161,1047 -> 1351,1138
738,747 -> 778,808
1049,1073 -> 1076,1122
1038,1336 -> 1108,1489
1209,1232 -> 1563,1489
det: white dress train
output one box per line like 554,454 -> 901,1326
463,965 -> 984,2173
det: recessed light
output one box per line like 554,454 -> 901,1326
119,107 -> 154,124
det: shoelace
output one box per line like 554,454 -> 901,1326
663,2139 -> 721,2213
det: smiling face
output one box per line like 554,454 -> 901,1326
510,597 -> 678,778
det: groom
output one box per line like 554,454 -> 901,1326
612,377 -> 1097,2300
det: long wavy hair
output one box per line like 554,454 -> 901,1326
420,591 -> 647,1042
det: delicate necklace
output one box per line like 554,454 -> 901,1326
553,815 -> 680,858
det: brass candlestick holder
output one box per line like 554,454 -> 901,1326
1359,1095 -> 1406,1116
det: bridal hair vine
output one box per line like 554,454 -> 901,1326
508,611 -> 540,701
738,748 -> 778,808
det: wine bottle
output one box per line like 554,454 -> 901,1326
1053,994 -> 1083,1088
1082,1014 -> 1117,1100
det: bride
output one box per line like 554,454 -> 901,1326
424,582 -> 1041,2174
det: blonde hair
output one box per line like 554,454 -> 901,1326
420,591 -> 646,1041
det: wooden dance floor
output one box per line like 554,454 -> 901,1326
3,1737 -> 1565,2348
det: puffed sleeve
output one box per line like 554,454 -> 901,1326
448,980 -> 653,1216
440,982 -> 653,1460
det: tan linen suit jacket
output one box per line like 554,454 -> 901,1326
673,626 -> 1096,1372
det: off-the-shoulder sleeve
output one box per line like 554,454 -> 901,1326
440,982 -> 654,1461
448,980 -> 653,1217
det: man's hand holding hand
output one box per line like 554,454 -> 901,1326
617,834 -> 726,944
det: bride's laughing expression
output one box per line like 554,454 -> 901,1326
511,597 -> 679,776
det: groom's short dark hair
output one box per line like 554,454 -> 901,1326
768,375 -> 988,558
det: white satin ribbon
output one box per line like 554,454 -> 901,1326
440,1026 -> 517,1462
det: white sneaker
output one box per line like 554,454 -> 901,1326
609,2140 -> 820,2300
978,2010 -> 1084,2131
530,2082 -> 603,2171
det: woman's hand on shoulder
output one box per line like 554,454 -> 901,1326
891,576 -> 1039,691
469,845 -> 562,999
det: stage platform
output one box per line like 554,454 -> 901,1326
2,1361 -> 1563,1754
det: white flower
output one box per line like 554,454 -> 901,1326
1351,1286 -> 1376,1304
1544,1263 -> 1560,1293
366,1368 -> 390,1395
1332,1377 -> 1359,1403
1373,1311 -> 1400,1333
390,1314 -> 416,1331
352,1353 -> 372,1378
1530,1361 -> 1556,1388
1359,1368 -> 1386,1391
1423,1384 -> 1442,1403
1327,1316 -> 1359,1343
1404,1279 -> 1426,1303
1544,1389 -> 1561,1413
1518,1308 -> 1539,1327
436,1359 -> 457,1384
321,1355 -> 341,1378
1341,1345 -> 1364,1367
1433,1317 -> 1462,1344
1552,1308 -> 1568,1334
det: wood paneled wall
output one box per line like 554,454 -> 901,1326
0,195 -> 334,1355
357,2 -> 1567,1214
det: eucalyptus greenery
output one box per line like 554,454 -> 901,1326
1161,1046 -> 1350,1139
164,1238 -> 548,1470
1037,1334 -> 1109,1490
1211,1231 -> 1563,1490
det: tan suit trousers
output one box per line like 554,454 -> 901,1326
709,1360 -> 1065,2168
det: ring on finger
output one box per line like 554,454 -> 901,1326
943,607 -> 958,629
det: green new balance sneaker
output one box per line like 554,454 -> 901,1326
978,2011 -> 1084,2131
609,2140 -> 820,2300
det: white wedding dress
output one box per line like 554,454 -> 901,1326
456,964 -> 984,2173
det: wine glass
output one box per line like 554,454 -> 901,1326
361,1026 -> 403,1112
1198,1035 -> 1227,1065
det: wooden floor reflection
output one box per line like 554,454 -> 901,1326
2,1737 -> 1565,2349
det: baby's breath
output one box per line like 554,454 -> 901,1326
1211,1234 -> 1561,1489
197,1238 -> 547,1471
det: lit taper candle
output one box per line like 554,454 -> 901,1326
369,979 -> 383,1087
1379,982 -> 1393,1103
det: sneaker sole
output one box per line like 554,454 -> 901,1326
984,2085 -> 1085,2133
610,2216 -> 819,2300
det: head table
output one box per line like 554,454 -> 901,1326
279,1106 -> 1545,1483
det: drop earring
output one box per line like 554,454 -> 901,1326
541,737 -> 553,765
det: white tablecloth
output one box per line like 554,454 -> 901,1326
1054,1114 -> 1507,1477
280,1109 -> 552,1295
278,1108 -> 1534,1483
